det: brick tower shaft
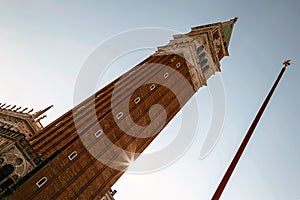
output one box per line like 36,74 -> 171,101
7,18 -> 237,199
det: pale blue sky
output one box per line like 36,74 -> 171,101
0,1 -> 299,199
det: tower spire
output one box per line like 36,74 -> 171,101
212,60 -> 291,200
32,105 -> 53,119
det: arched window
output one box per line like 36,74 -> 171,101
150,84 -> 156,91
200,59 -> 208,67
164,72 -> 169,79
0,157 -> 4,165
15,158 -> 23,166
134,97 -> 141,104
36,177 -> 47,188
68,151 -> 78,161
0,164 -> 14,182
116,112 -> 123,120
95,129 -> 103,138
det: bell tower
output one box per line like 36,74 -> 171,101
3,18 -> 237,199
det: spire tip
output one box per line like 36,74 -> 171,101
283,60 -> 291,67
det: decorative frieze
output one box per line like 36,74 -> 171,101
154,33 -> 218,91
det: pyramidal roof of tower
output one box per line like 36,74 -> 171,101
221,17 -> 238,48
191,17 -> 238,49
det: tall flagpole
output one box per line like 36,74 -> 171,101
212,60 -> 291,200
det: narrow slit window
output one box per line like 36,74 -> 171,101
176,62 -> 181,68
36,177 -> 47,188
150,84 -> 156,91
55,121 -> 62,127
77,106 -> 85,111
134,97 -> 141,104
164,72 -> 169,79
116,112 -> 123,120
96,93 -> 103,98
68,151 -> 78,161
95,130 -> 103,138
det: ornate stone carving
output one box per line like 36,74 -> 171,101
0,136 -> 33,184
214,37 -> 222,55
